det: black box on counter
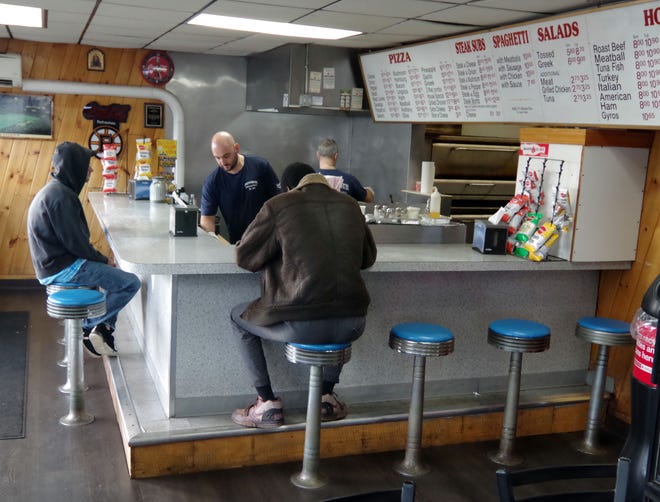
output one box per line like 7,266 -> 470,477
472,219 -> 507,254
169,205 -> 199,237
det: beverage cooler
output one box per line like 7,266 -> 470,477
516,128 -> 650,262
621,274 -> 660,501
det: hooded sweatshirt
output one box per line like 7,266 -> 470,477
27,142 -> 108,279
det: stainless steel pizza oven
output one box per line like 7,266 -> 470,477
430,135 -> 519,221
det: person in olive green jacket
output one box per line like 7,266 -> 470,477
230,162 -> 377,428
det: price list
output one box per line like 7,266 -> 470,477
452,35 -> 501,121
531,16 -> 599,124
490,27 -> 542,121
632,32 -> 660,122
359,0 -> 660,127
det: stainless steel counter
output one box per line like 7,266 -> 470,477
88,192 -> 630,419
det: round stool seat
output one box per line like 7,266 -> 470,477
47,289 -> 106,319
576,317 -> 633,346
284,342 -> 351,366
488,318 -> 551,353
46,282 -> 92,295
389,322 -> 454,357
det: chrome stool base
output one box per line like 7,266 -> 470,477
47,289 -> 105,427
574,317 -> 633,456
487,318 -> 551,466
285,343 -> 352,490
389,323 -> 454,477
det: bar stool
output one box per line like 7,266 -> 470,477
46,288 -> 106,426
389,322 -> 455,477
46,283 -> 92,392
487,318 -> 551,466
574,316 -> 634,455
284,342 -> 352,489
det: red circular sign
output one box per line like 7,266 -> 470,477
140,51 -> 174,85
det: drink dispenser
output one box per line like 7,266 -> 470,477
621,274 -> 660,501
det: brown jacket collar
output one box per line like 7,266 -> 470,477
294,173 -> 330,190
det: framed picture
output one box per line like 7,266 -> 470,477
144,103 -> 163,128
0,93 -> 53,138
87,48 -> 105,71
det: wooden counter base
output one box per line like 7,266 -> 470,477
104,352 -> 591,479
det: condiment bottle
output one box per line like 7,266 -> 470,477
429,187 -> 441,218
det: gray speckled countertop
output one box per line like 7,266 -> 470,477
88,192 -> 631,275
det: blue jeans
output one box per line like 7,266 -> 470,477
70,260 -> 141,331
230,302 -> 366,389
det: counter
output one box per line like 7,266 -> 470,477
89,192 -> 630,418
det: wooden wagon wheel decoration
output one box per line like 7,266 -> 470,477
88,125 -> 123,158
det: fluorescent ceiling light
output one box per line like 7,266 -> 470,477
0,3 -> 44,28
188,13 -> 360,40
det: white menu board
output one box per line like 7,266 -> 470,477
359,0 -> 660,127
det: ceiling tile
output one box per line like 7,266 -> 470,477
472,0 -> 621,14
421,5 -> 542,26
202,0 -> 313,22
104,0 -> 210,11
327,0 -> 455,18
377,19 -> 472,38
295,10 -> 401,33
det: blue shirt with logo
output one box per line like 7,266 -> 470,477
201,155 -> 281,243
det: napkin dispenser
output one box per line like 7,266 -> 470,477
169,205 -> 199,237
472,219 -> 507,254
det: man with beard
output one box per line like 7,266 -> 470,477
200,131 -> 281,243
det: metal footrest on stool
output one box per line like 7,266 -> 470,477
574,317 -> 634,455
389,322 -> 455,477
285,342 -> 352,490
47,289 -> 106,427
487,318 -> 551,466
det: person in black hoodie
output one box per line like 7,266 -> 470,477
27,141 -> 140,357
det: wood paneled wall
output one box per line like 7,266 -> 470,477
0,40 -> 164,278
599,133 -> 660,422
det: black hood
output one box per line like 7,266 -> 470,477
51,142 -> 95,194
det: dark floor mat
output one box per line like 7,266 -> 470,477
0,311 -> 29,439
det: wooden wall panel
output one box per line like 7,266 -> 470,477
0,40 -> 165,278
599,133 -> 660,422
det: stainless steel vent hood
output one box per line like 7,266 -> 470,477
246,44 -> 366,112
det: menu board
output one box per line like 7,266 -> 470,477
359,0 -> 660,127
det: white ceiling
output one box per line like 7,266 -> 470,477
1,0 -> 627,57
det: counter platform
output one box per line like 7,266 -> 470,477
88,192 -> 630,477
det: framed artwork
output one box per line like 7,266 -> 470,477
87,48 -> 105,71
0,93 -> 53,138
144,103 -> 163,128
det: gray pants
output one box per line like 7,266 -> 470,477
230,302 -> 366,389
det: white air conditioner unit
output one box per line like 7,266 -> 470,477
0,53 -> 22,88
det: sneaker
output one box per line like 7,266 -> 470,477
321,393 -> 347,422
82,332 -> 102,358
231,397 -> 284,428
89,323 -> 118,356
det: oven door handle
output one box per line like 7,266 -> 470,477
467,182 -> 496,187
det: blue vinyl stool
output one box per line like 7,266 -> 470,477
46,282 -> 93,391
487,318 -> 551,466
389,322 -> 455,477
574,316 -> 634,455
46,289 -> 106,426
285,342 -> 352,489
